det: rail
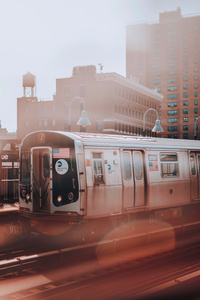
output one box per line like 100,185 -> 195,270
1,220 -> 200,276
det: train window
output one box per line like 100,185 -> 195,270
189,154 -> 196,176
43,153 -> 50,179
92,153 -> 104,184
160,153 -> 179,177
134,152 -> 143,180
122,152 -> 132,180
21,151 -> 31,184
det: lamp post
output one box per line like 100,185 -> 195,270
143,108 -> 164,137
194,116 -> 200,140
65,96 -> 91,132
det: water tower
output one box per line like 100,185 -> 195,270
23,71 -> 36,99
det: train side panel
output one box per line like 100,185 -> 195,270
85,148 -> 122,217
146,150 -> 190,208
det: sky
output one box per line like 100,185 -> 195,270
1,0 -> 200,132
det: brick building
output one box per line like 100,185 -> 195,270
126,7 -> 200,139
17,66 -> 163,139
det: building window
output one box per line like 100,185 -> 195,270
195,100 -> 198,105
168,119 -> 177,123
195,75 -> 198,80
139,72 -> 143,77
168,71 -> 177,75
168,94 -> 177,99
152,72 -> 161,76
168,126 -> 177,131
183,133 -> 188,139
183,60 -> 188,65
183,117 -> 188,122
168,102 -> 177,107
195,83 -> 198,89
183,76 -> 188,81
195,108 -> 198,114
44,120 -> 47,127
183,109 -> 188,114
52,120 -> 56,127
195,59 -> 198,64
168,87 -> 177,91
183,125 -> 188,130
195,67 -> 198,72
183,93 -> 188,98
195,92 -> 198,97
160,153 -> 179,177
168,63 -> 176,67
183,84 -> 188,89
168,78 -> 177,83
152,64 -> 160,69
183,68 -> 188,73
183,101 -> 188,106
168,134 -> 178,139
152,80 -> 161,84
168,110 -> 177,115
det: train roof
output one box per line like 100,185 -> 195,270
42,131 -> 200,150
22,131 -> 200,150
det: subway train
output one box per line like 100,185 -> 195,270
19,130 -> 200,225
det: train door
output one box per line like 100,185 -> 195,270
132,151 -> 145,207
31,147 -> 52,212
122,150 -> 145,210
189,152 -> 200,200
122,151 -> 134,208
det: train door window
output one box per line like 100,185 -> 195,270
160,153 -> 179,177
134,152 -> 143,180
189,154 -> 196,176
43,153 -> 50,179
198,155 -> 200,173
92,153 -> 104,184
122,152 -> 132,180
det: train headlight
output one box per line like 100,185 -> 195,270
26,194 -> 31,201
57,195 -> 62,203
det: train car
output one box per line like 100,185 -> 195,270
19,130 -> 200,224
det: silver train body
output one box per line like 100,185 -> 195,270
19,131 -> 200,222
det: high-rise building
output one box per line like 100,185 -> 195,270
126,7 -> 200,139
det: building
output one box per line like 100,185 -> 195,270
126,7 -> 200,139
17,66 -> 163,139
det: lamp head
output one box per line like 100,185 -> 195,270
77,110 -> 91,126
152,119 -> 164,133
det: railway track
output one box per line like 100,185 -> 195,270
1,241 -> 200,299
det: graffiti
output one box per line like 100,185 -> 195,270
4,220 -> 27,239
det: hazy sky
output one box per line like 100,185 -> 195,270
1,0 -> 200,132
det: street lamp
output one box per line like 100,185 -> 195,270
143,108 -> 164,137
65,96 -> 91,132
194,116 -> 200,140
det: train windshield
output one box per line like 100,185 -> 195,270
20,150 -> 31,185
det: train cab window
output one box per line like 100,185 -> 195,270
189,154 -> 196,176
43,153 -> 50,179
122,152 -> 132,180
134,152 -> 143,180
160,153 -> 179,177
92,153 -> 104,184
